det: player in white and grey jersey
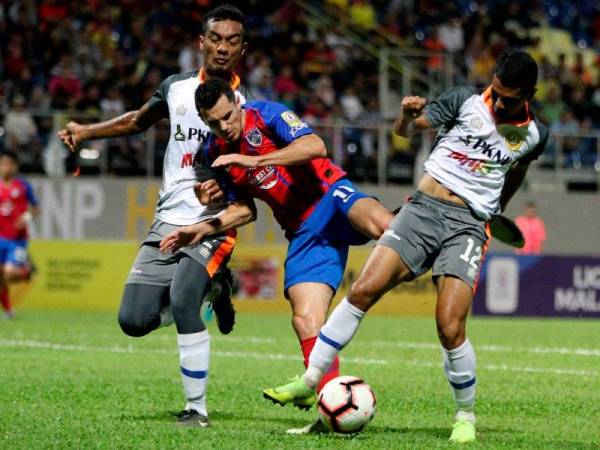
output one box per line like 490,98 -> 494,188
58,5 -> 256,427
266,50 -> 548,442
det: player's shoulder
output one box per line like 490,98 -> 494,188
530,112 -> 549,142
160,70 -> 199,90
244,100 -> 288,115
439,85 -> 480,102
14,176 -> 32,188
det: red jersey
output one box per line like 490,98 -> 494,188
204,101 -> 346,234
0,177 -> 38,240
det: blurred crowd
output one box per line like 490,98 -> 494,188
1,0 -> 599,177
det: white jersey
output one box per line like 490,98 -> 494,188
423,86 -> 548,220
147,70 -> 247,225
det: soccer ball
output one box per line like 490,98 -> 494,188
317,375 -> 376,434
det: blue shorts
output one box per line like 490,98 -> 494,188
0,238 -> 29,267
284,179 -> 372,296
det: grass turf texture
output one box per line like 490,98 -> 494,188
1,311 -> 599,449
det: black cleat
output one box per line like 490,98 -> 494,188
208,268 -> 236,335
174,409 -> 210,427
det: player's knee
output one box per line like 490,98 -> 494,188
118,311 -> 153,337
348,280 -> 379,311
437,319 -> 464,348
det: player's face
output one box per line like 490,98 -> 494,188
0,157 -> 17,179
201,94 -> 243,143
490,75 -> 529,121
200,19 -> 246,76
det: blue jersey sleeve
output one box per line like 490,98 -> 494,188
22,179 -> 38,207
249,101 -> 314,145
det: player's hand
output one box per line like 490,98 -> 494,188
57,121 -> 86,152
159,224 -> 205,253
194,180 -> 224,205
401,96 -> 428,119
212,154 -> 258,169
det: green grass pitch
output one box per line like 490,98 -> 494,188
1,311 -> 599,449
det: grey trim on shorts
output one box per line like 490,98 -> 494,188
126,219 -> 232,286
377,191 -> 488,288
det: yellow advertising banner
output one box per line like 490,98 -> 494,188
15,241 -> 436,316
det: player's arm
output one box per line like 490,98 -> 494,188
499,160 -> 530,212
159,199 -> 257,253
212,134 -> 326,169
393,96 -> 432,137
57,102 -> 165,152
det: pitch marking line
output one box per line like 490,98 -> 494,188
0,339 -> 597,377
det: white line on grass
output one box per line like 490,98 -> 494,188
0,339 -> 597,377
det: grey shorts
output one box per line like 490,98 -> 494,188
378,191 -> 489,288
126,219 -> 236,286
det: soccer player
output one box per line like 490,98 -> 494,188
0,151 -> 39,319
264,50 -> 549,442
57,5 -> 255,427
159,78 -> 394,429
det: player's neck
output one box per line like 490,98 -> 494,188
0,176 -> 13,185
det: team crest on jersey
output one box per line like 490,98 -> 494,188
10,188 -> 20,199
503,130 -> 524,152
245,128 -> 263,147
470,117 -> 483,130
175,105 -> 186,116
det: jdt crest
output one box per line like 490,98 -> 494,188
245,127 -> 262,147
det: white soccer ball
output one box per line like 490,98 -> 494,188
317,375 -> 376,434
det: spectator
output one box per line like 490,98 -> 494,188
3,96 -> 38,154
514,201 -> 547,255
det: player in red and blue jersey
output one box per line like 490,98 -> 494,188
159,78 -> 393,431
0,151 -> 39,318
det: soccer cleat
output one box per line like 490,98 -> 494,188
286,418 -> 330,435
449,419 -> 476,443
263,375 -> 316,410
206,268 -> 236,335
174,409 -> 210,427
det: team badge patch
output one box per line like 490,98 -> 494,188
470,117 -> 483,130
281,111 -> 302,127
503,130 -> 524,152
245,127 -> 263,147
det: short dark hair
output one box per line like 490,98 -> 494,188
0,150 -> 19,164
202,4 -> 245,36
195,78 -> 236,112
493,50 -> 538,96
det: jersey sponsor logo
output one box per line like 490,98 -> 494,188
290,123 -> 308,137
458,135 -> 511,165
245,127 -> 263,147
503,130 -> 524,151
174,125 -> 210,142
248,166 -> 277,190
181,152 -> 194,168
448,151 -> 493,176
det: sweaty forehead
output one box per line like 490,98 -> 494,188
205,19 -> 244,37
491,75 -> 523,98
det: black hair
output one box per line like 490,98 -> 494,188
0,150 -> 19,164
195,78 -> 236,112
202,4 -> 245,36
493,50 -> 538,96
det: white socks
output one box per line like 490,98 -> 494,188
178,330 -> 210,416
304,298 -> 365,388
442,338 -> 476,422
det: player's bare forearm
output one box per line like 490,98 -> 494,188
254,134 -> 327,166
499,162 -> 529,211
159,200 -> 256,253
80,102 -> 160,139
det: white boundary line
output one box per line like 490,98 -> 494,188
0,339 -> 597,377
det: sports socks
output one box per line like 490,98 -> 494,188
304,297 -> 365,389
442,338 -> 477,421
300,336 -> 340,392
0,287 -> 11,314
178,330 -> 210,416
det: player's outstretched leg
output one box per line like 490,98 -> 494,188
262,375 -> 317,410
205,267 -> 236,334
